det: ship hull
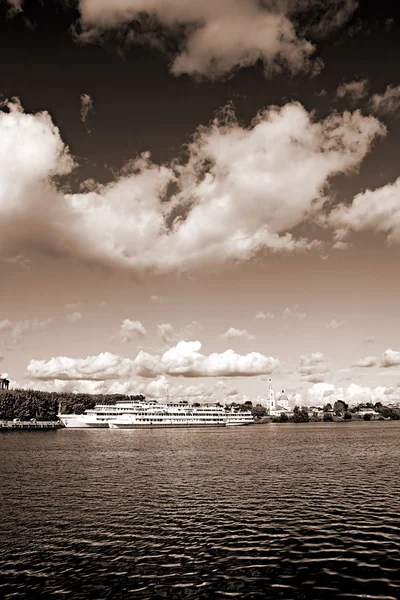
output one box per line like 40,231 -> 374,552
109,422 -> 226,429
58,415 -> 109,428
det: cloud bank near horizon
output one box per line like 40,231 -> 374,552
17,374 -> 400,409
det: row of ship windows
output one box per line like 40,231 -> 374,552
96,413 -> 226,417
100,418 -> 225,421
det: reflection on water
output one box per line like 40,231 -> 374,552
1,421 -> 399,599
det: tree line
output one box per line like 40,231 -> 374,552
0,389 -> 145,421
1,391 -> 398,423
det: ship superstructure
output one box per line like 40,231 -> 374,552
58,398 -> 255,429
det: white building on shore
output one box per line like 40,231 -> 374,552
266,380 -> 293,417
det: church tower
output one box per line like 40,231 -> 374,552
266,379 -> 275,413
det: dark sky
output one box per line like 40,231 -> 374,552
2,0 -> 400,405
1,0 -> 399,187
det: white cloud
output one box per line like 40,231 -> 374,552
26,341 -> 279,381
136,375 -> 211,400
66,311 -> 83,324
157,321 -> 202,345
369,84 -> 400,117
297,352 -> 330,383
22,373 -> 243,404
157,323 -> 176,345
327,319 -> 346,329
302,382 -> 390,406
0,99 -> 385,273
0,319 -> 13,332
80,93 -> 93,124
27,352 -> 134,381
119,319 -> 147,342
351,355 -> 377,368
220,327 -> 254,340
0,318 -> 52,345
256,311 -> 275,319
150,295 -> 163,303
74,0 -> 357,80
336,79 -> 369,102
135,340 -> 280,378
380,349 -> 400,368
327,177 -> 400,245
282,305 -> 306,321
5,0 -> 22,13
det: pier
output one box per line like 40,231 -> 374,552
0,420 -> 62,431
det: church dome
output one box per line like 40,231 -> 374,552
277,390 -> 289,406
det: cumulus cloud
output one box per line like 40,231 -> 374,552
351,355 -> 377,368
327,319 -> 346,329
73,0 -> 358,80
302,382 -> 390,406
336,79 -> 369,103
0,99 -> 385,273
27,352 -> 134,381
22,372 -> 247,403
119,319 -> 147,342
380,349 -> 400,368
327,178 -> 400,245
157,321 -> 202,345
297,352 -> 330,383
157,323 -> 176,345
26,341 -> 280,382
66,311 -> 83,324
137,375 -> 211,401
369,84 -> 400,117
80,93 -> 93,124
135,340 -> 280,378
220,327 -> 254,340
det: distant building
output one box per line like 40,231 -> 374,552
356,407 -> 379,417
266,380 -> 293,417
308,406 -> 324,419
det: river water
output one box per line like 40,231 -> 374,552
1,421 -> 399,599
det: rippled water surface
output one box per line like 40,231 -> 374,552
1,421 -> 399,599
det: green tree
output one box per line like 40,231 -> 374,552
334,400 -> 348,416
251,404 -> 267,419
292,406 -> 309,423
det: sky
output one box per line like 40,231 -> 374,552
1,0 -> 400,407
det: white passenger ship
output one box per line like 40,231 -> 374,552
58,398 -> 255,429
